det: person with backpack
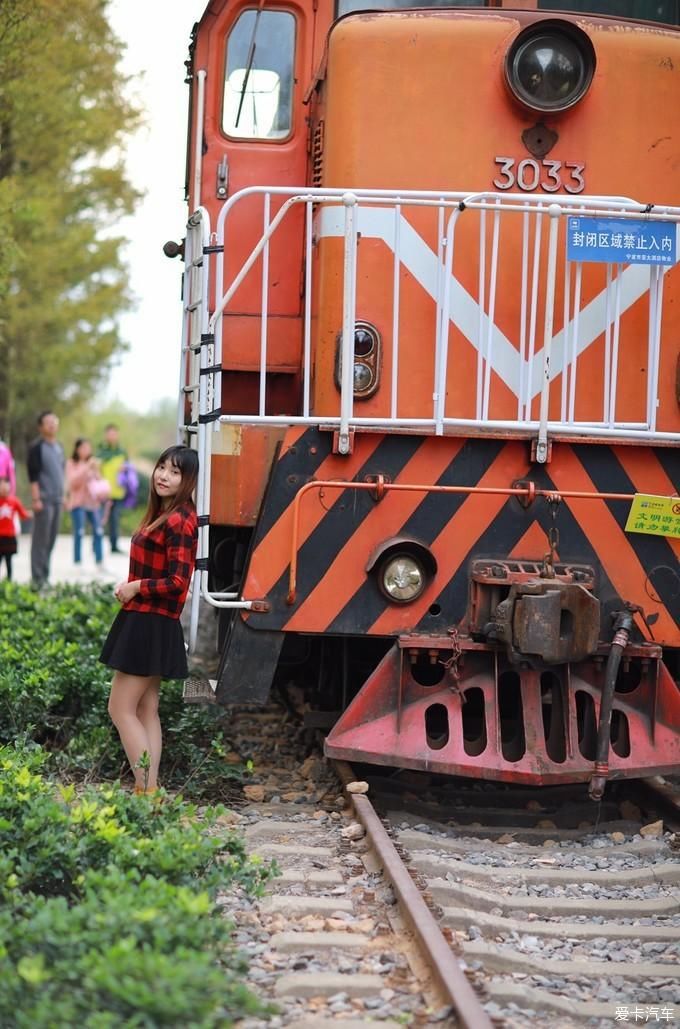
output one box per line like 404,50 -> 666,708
97,423 -> 127,554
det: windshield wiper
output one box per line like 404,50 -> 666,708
235,0 -> 266,129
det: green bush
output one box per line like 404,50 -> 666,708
0,583 -> 117,765
0,746 -> 269,899
0,882 -> 260,1028
0,584 -> 275,1026
0,745 -> 274,1027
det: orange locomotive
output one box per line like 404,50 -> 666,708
176,1 -> 680,795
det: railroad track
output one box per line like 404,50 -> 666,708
372,774 -> 680,1027
216,707 -> 472,1028
208,696 -> 679,1028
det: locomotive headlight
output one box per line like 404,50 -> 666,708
505,22 -> 595,113
368,539 -> 437,605
380,554 -> 425,604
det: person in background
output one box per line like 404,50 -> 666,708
0,439 -> 16,494
97,423 -> 127,554
101,445 -> 198,794
65,438 -> 108,570
27,410 -> 65,589
0,476 -> 31,581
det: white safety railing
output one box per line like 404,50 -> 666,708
436,194 -> 676,462
207,187 -> 679,449
180,187 -> 680,625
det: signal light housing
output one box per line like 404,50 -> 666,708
505,21 -> 596,114
334,321 -> 381,399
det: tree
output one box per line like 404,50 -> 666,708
0,0 -> 140,452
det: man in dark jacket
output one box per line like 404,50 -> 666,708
27,410 -> 65,588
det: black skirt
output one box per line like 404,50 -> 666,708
0,536 -> 17,556
99,609 -> 188,680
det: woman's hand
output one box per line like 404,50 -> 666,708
114,580 -> 141,604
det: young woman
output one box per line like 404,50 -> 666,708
65,438 -> 107,569
100,445 -> 199,793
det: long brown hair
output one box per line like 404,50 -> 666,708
139,445 -> 199,533
71,437 -> 91,461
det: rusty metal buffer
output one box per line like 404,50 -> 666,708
325,553 -> 679,787
324,632 -> 680,786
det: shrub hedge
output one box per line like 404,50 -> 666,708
0,745 -> 273,1026
0,583 -> 275,1025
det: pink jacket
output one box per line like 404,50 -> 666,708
0,443 -> 16,494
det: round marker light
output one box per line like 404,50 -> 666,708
354,327 -> 374,357
380,554 -> 425,604
505,23 -> 595,113
353,361 -> 373,392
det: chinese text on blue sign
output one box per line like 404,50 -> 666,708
567,217 -> 678,266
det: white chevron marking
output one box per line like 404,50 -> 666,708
318,206 -> 655,401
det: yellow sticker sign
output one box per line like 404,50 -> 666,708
625,494 -> 680,539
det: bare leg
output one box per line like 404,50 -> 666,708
108,672 -> 161,789
137,680 -> 162,787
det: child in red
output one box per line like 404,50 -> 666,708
0,476 -> 31,581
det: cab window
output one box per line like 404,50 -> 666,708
223,10 -> 296,140
538,1 -> 679,24
337,0 -> 679,23
338,0 -> 482,13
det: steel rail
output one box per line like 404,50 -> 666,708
333,760 -> 492,1029
286,478 -> 636,604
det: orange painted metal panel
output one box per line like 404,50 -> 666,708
219,315 -> 302,370
325,648 -> 680,784
311,12 -> 680,432
210,426 -> 285,526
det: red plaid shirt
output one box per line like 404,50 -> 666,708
123,503 -> 198,619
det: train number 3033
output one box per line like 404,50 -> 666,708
493,156 -> 586,194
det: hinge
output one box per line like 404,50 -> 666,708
531,438 -> 552,464
332,429 -> 354,455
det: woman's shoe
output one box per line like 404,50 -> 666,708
133,785 -> 162,799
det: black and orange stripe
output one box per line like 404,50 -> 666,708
240,429 -> 680,645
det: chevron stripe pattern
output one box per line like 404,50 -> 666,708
242,428 -> 680,645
